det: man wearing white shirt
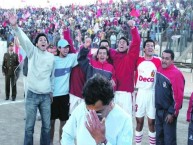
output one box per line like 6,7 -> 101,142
8,13 -> 54,145
61,74 -> 133,145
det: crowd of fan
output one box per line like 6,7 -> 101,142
0,0 -> 193,50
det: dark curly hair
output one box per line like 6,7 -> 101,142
143,39 -> 155,49
34,33 -> 49,46
82,73 -> 114,106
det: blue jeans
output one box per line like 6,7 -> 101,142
24,90 -> 51,145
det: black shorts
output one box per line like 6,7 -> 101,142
51,94 -> 70,121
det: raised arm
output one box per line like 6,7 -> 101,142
63,28 -> 76,53
78,47 -> 90,74
127,20 -> 141,58
77,38 -> 92,72
8,13 -> 35,58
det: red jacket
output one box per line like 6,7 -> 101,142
78,48 -> 117,90
63,29 -> 85,98
155,64 -> 185,116
109,27 -> 141,92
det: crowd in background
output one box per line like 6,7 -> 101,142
1,1 -> 192,144
0,0 -> 193,50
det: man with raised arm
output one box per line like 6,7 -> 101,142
8,13 -> 54,145
109,20 -> 141,115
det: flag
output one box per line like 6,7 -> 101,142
98,0 -> 102,3
14,63 -> 21,85
109,0 -> 113,4
96,9 -> 102,18
130,9 -> 140,17
14,37 -> 25,62
71,3 -> 74,12
24,11 -> 30,19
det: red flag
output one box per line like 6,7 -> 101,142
130,9 -> 140,17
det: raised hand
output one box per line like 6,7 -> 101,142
84,38 -> 92,49
8,12 -> 18,28
127,20 -> 135,29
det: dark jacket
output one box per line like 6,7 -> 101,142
2,52 -> 19,76
155,64 -> 185,116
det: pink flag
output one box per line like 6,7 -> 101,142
2,21 -> 7,27
24,11 -> 30,19
71,3 -> 74,12
96,9 -> 102,18
130,9 -> 140,17
109,0 -> 113,4
98,0 -> 102,3
14,46 -> 22,62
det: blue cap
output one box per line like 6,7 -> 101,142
57,39 -> 70,48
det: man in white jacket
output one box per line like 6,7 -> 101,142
61,74 -> 133,145
8,13 -> 54,145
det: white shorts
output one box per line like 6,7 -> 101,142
114,91 -> 132,115
135,89 -> 155,119
69,94 -> 83,114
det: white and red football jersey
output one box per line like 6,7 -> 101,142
135,56 -> 161,89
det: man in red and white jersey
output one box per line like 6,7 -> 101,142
135,39 -> 161,145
